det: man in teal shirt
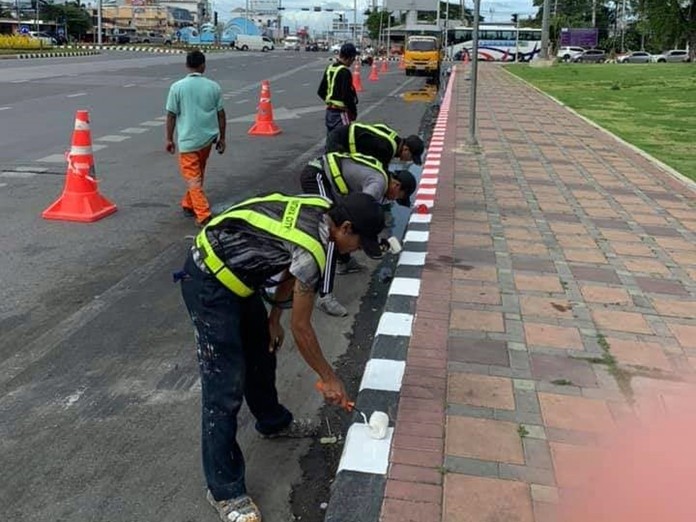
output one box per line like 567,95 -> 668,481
166,50 -> 226,226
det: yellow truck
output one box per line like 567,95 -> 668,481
403,35 -> 441,78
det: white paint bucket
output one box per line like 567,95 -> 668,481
368,411 -> 390,440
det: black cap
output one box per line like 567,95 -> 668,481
404,135 -> 424,165
335,193 -> 385,258
391,169 -> 417,207
340,43 -> 358,59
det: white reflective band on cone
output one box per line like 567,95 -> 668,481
70,146 -> 93,155
74,120 -> 90,130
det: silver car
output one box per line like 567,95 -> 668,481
653,50 -> 691,63
573,49 -> 606,63
618,51 -> 651,64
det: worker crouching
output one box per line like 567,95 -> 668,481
178,192 -> 385,522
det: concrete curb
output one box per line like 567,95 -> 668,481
503,66 -> 696,194
4,50 -> 101,60
323,66 -> 458,522
65,45 -> 186,54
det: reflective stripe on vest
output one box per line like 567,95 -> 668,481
195,194 -> 332,297
324,64 -> 348,108
325,152 -> 389,196
348,123 -> 398,157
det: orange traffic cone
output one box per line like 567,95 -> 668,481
368,61 -> 379,82
42,110 -> 117,223
380,57 -> 388,73
352,61 -> 364,92
248,80 -> 282,136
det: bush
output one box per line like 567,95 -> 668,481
0,35 -> 44,50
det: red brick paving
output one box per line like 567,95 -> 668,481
379,64 -> 696,522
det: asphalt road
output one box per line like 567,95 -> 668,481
0,50 -> 427,522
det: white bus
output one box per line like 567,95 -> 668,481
445,24 -> 542,62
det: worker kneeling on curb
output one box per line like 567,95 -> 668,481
300,151 -> 416,317
178,192 -> 385,522
327,122 -> 425,171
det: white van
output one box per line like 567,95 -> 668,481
235,35 -> 275,52
284,35 -> 301,51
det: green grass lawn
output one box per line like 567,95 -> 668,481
506,64 -> 696,180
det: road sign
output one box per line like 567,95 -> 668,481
176,30 -> 181,38
57,28 -> 65,36
20,26 -> 29,34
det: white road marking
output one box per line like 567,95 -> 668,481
0,183 -> 7,188
376,312 -> 413,337
388,278 -> 422,297
121,127 -> 149,134
66,92 -> 87,98
302,82 -> 310,86
123,83 -> 136,87
359,359 -> 406,391
155,115 -> 167,121
140,121 -> 165,127
37,154 -> 67,163
15,166 -> 48,172
409,213 -> 432,224
91,144 -> 107,152
234,99 -> 249,104
338,424 -> 393,475
0,171 -> 37,178
96,135 -> 130,143
161,77 -> 171,81
398,251 -> 427,266
275,89 -> 286,93
0,107 -> 11,111
10,80 -> 27,83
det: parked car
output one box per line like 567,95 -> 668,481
28,31 -> 56,46
557,46 -> 585,62
136,31 -> 172,45
573,49 -> 606,63
235,35 -> 274,52
618,51 -> 651,63
305,42 -> 319,52
652,49 -> 691,63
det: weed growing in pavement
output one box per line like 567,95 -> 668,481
517,425 -> 529,438
551,379 -> 574,386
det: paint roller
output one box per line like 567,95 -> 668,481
315,381 -> 389,440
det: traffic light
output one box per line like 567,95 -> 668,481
313,6 -> 321,11
214,10 -> 218,25
511,13 -> 518,24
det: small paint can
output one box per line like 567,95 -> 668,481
368,411 -> 389,440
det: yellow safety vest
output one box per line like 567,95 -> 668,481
348,123 -> 398,157
324,64 -> 348,108
325,152 -> 389,196
195,194 -> 332,297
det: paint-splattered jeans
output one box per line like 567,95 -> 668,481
180,253 -> 293,501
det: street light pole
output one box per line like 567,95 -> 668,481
540,0 -> 550,59
97,0 -> 103,45
468,0 -> 480,145
352,0 -> 357,43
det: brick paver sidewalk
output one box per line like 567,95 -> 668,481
380,64 -> 696,521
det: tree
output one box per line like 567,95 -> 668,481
363,9 -> 396,41
633,0 -> 695,54
36,2 -> 92,39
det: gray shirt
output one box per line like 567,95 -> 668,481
322,156 -> 387,202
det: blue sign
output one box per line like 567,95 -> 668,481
20,25 -> 29,34
57,28 -> 65,36
176,30 -> 181,38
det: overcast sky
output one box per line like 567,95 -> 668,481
216,0 -> 538,29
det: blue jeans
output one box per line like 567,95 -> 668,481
325,109 -> 351,137
180,254 -> 292,501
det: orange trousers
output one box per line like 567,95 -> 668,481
179,144 -> 212,224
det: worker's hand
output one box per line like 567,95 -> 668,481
216,139 -> 226,155
268,319 -> 284,354
165,140 -> 176,154
316,376 -> 349,408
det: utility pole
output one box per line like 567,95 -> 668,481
540,0 -> 551,59
620,0 -> 627,52
352,0 -> 356,42
97,0 -> 102,44
591,0 -> 596,27
468,0 -> 480,146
